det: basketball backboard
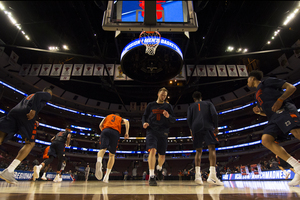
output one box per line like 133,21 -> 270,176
102,1 -> 198,32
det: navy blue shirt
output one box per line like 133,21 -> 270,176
142,101 -> 176,135
54,130 -> 70,143
8,91 -> 52,121
187,101 -> 218,133
255,77 -> 291,120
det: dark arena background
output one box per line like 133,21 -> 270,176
0,1 -> 300,199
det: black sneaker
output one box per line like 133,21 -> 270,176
149,177 -> 157,186
157,170 -> 163,180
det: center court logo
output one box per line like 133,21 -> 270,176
285,121 -> 291,126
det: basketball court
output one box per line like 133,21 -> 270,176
0,180 -> 300,200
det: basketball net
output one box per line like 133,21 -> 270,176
139,31 -> 161,55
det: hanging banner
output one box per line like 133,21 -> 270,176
29,64 -> 41,76
72,64 -> 83,76
93,64 -> 104,76
196,65 -> 207,76
39,64 -> 52,76
140,102 -> 147,111
9,51 -> 19,66
216,65 -> 227,77
114,64 -> 126,80
206,65 -> 217,77
104,64 -> 114,76
292,39 -> 300,58
60,64 -> 73,81
227,65 -> 238,77
237,65 -> 248,77
187,65 -> 197,76
278,54 -> 289,68
172,66 -> 186,80
130,102 -> 137,111
50,64 -> 62,76
83,64 -> 94,76
19,64 -> 31,76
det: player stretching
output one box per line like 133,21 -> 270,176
0,87 -> 52,184
95,113 -> 129,183
187,91 -> 223,186
247,70 -> 300,186
142,87 -> 176,186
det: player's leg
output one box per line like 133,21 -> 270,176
193,132 -> 204,184
96,129 -> 110,180
0,131 -> 6,145
204,130 -> 223,185
146,131 -> 158,185
103,153 -> 115,183
54,151 -> 64,182
195,148 -> 203,184
156,136 -> 167,181
41,164 -> 50,180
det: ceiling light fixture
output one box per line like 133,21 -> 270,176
49,46 -> 59,51
237,48 -> 242,52
243,49 -> 248,53
0,2 -> 5,10
267,41 -> 271,44
226,46 -> 234,52
63,45 -> 69,50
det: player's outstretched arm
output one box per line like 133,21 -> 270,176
66,134 -> 71,147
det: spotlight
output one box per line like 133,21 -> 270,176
63,45 -> 69,50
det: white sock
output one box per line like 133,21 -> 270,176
43,172 -> 46,177
150,169 -> 155,177
7,159 -> 21,173
104,169 -> 111,180
156,165 -> 162,171
97,157 -> 103,163
287,157 -> 300,171
209,166 -> 216,177
195,166 -> 201,177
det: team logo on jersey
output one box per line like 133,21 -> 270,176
285,121 -> 291,126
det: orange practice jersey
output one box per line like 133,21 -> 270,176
43,146 -> 50,159
102,114 -> 122,134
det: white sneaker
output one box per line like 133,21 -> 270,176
288,173 -> 300,186
207,177 -> 224,186
195,177 -> 203,185
95,161 -> 103,180
41,175 -> 47,181
53,175 -> 60,182
103,179 -> 109,183
33,165 -> 40,181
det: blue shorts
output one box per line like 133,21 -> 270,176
0,115 -> 36,142
193,130 -> 219,149
146,131 -> 168,155
99,128 -> 120,154
264,103 -> 300,139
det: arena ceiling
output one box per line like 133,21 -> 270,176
0,1 -> 299,106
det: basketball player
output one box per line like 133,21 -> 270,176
95,113 -> 129,183
33,127 -> 71,183
142,87 -> 176,186
40,145 -> 51,181
0,87 -> 52,184
247,70 -> 300,186
187,91 -> 223,186
85,164 -> 90,181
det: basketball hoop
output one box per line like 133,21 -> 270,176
139,31 -> 161,55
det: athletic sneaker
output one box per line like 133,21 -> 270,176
103,179 -> 109,183
33,165 -> 40,181
288,173 -> 300,186
195,177 -> 203,185
207,177 -> 224,186
0,169 -> 17,184
53,175 -> 60,183
149,177 -> 157,186
157,170 -> 163,180
95,162 -> 103,180
41,175 -> 47,181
